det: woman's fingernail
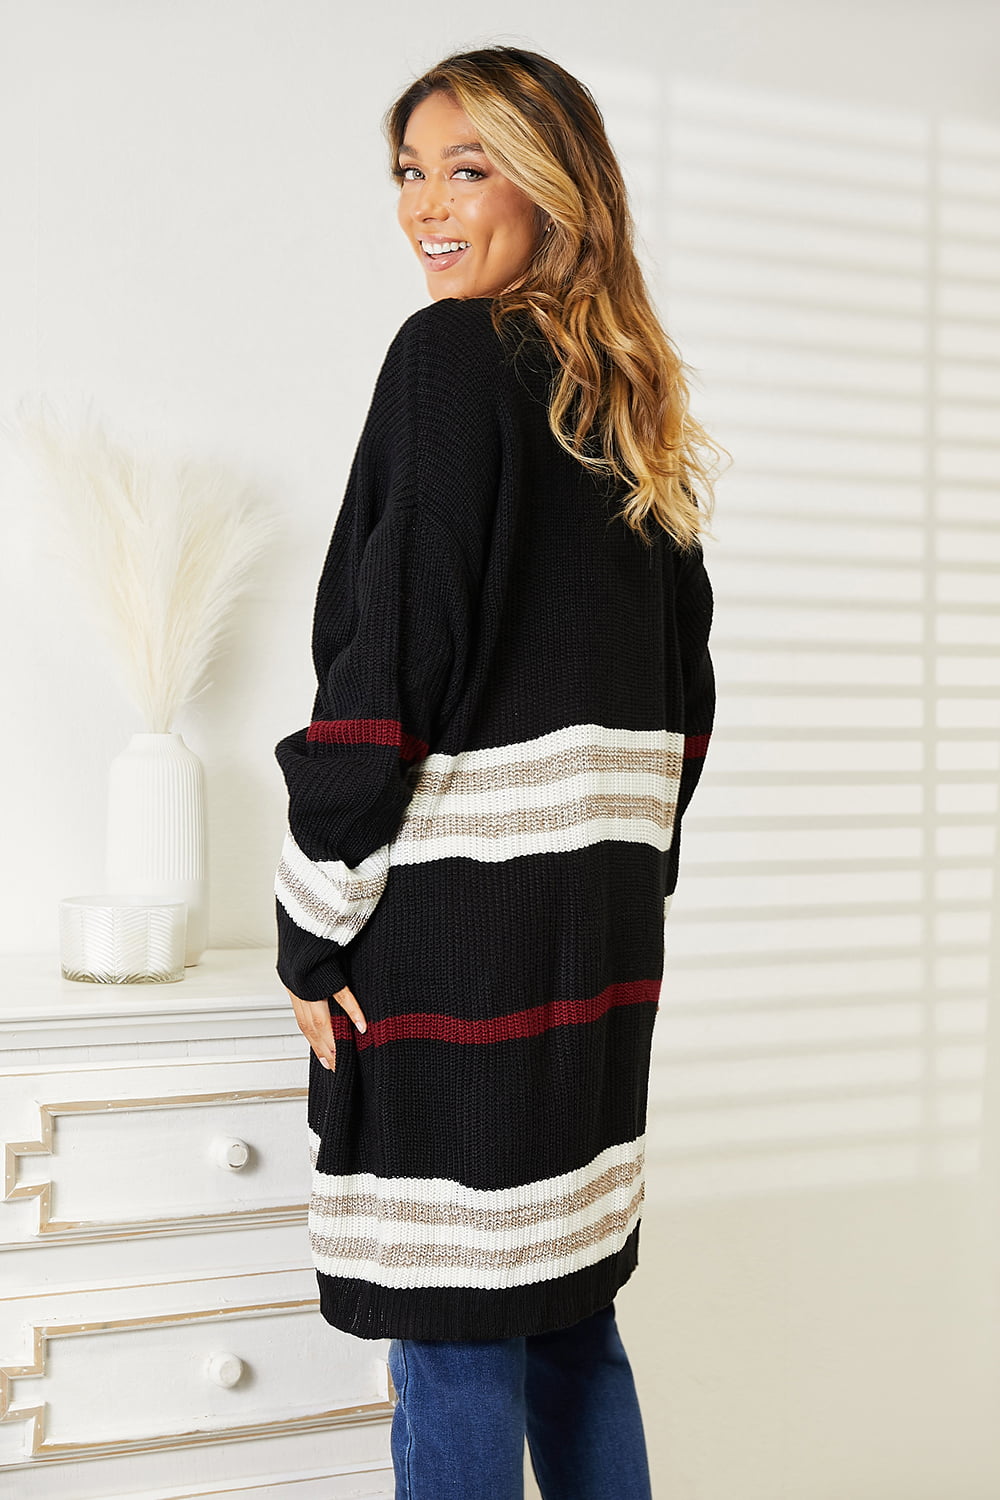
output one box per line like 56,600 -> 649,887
356,1019 -> 367,1033
319,1057 -> 330,1068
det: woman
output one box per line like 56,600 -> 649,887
274,44 -> 722,1500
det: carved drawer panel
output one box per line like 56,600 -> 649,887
5,1294 -> 392,1463
5,1083 -> 310,1244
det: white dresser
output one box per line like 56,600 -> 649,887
0,947 -> 395,1500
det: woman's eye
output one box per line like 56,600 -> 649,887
397,166 -> 485,182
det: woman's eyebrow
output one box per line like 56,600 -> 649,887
397,142 -> 485,160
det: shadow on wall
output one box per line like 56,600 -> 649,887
578,71 -> 1000,1208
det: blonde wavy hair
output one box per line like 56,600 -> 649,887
384,45 -> 729,550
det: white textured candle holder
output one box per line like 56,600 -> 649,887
59,895 -> 188,984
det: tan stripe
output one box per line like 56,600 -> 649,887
309,1153 -> 642,1232
276,858 -> 385,940
396,792 -> 677,843
309,1185 -> 644,1272
278,854 -> 387,908
412,742 -> 682,799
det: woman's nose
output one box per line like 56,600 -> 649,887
410,176 -> 449,222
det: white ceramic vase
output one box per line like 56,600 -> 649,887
104,732 -> 208,965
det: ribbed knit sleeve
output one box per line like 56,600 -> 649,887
273,304 -> 497,1003
665,538 -> 716,905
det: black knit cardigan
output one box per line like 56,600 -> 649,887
273,295 -> 715,1341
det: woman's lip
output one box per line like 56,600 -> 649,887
420,243 -> 470,271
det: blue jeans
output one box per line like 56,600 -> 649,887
387,1300 -> 653,1499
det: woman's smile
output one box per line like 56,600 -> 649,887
419,236 -> 472,271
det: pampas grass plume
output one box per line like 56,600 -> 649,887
5,396 -> 280,732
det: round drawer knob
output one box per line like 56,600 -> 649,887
205,1352 -> 245,1388
212,1136 -> 251,1169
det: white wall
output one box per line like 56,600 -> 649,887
2,2 -> 998,1497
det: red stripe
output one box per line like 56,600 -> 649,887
326,978 -> 660,1047
306,718 -> 428,761
684,732 -> 710,759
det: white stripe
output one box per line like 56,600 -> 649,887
275,827 -> 389,943
390,814 -> 674,864
389,722 -> 684,867
305,1129 -> 645,1290
423,721 -> 679,772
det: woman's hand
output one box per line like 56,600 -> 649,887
286,984 -> 368,1071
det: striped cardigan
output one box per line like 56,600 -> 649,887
274,295 -> 715,1341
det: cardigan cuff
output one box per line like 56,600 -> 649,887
275,930 -> 349,1005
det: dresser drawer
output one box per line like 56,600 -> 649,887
4,1059 -> 310,1245
7,1288 -> 392,1462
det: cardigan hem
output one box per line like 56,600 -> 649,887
312,1221 -> 642,1342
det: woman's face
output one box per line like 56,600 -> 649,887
396,91 -> 543,300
